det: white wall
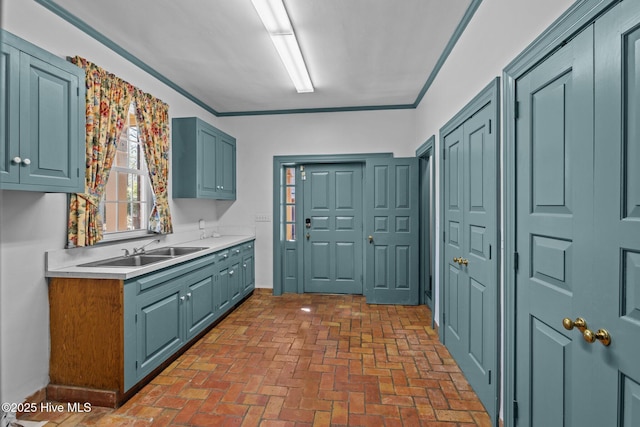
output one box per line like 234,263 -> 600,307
0,0 -> 416,405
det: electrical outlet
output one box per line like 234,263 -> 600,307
198,219 -> 205,229
255,214 -> 272,222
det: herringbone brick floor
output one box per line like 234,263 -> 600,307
20,289 -> 491,426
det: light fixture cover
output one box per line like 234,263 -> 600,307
252,0 -> 314,93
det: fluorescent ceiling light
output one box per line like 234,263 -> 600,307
252,0 -> 314,93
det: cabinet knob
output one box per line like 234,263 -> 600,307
22,158 -> 31,165
186,292 -> 192,300
243,264 -> 247,268
12,156 -> 21,164
248,245 -> 252,249
180,296 -> 186,302
223,254 -> 228,259
229,270 -> 234,276
235,249 -> 240,254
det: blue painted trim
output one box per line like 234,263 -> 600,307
35,0 -> 481,117
412,0 -> 483,107
34,0 -> 222,117
217,103 -> 415,117
415,135 -> 435,157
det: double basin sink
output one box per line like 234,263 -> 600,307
79,246 -> 209,268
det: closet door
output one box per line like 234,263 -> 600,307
441,81 -> 499,424
593,2 -> 640,425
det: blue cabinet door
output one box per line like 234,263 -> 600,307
364,158 -> 419,305
242,243 -> 255,296
198,125 -> 219,198
185,265 -> 217,340
229,250 -> 242,304
217,251 -> 232,313
1,41 -> 19,184
136,280 -> 184,380
216,132 -> 236,199
1,30 -> 84,192
172,117 -> 236,200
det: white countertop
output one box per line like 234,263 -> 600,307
45,234 -> 255,280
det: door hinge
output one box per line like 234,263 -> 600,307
515,102 -> 520,119
513,400 -> 519,420
135,314 -> 137,323
442,148 -> 446,160
77,87 -> 79,96
488,369 -> 492,384
77,168 -> 80,177
442,312 -> 446,324
514,252 -> 519,272
135,361 -> 138,369
443,231 -> 446,242
489,119 -> 492,134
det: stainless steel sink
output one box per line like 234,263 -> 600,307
145,246 -> 209,256
79,254 -> 173,268
78,246 -> 209,268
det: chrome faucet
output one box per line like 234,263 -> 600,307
132,239 -> 160,255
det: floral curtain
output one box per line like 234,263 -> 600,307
67,57 -> 133,247
67,56 -> 173,247
134,91 -> 173,234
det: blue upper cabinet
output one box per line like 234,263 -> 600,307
0,30 -> 85,192
172,117 -> 236,200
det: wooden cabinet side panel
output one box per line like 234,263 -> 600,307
49,278 -> 124,392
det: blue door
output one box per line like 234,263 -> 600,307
593,2 -> 640,425
303,163 -> 364,294
364,157 -> 419,305
442,95 -> 498,423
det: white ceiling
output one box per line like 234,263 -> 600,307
46,0 -> 474,115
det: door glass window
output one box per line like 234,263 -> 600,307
284,167 -> 296,241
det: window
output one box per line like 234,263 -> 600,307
284,166 -> 296,241
100,103 -> 153,238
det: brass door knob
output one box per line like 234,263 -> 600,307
460,258 -> 469,266
453,257 -> 462,264
562,317 -> 588,332
368,235 -> 374,243
583,328 -> 611,346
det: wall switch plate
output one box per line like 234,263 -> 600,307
199,219 -> 205,229
255,214 -> 271,222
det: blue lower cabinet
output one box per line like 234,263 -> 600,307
185,269 -> 218,340
242,242 -> 255,296
229,246 -> 242,304
125,255 -> 218,389
135,279 -> 185,380
125,241 -> 255,391
48,240 -> 255,406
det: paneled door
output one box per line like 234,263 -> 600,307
514,27 -> 594,426
303,163 -> 363,294
593,2 -> 640,426
441,90 -> 498,423
514,3 -> 640,423
364,157 -> 419,305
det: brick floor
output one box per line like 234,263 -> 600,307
19,289 -> 492,426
